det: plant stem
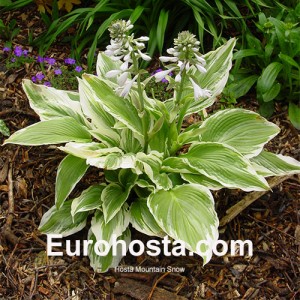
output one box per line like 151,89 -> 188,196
132,53 -> 148,153
174,70 -> 187,133
175,70 -> 186,106
138,76 -> 149,153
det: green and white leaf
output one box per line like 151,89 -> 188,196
90,207 -> 130,248
137,151 -> 172,190
130,199 -> 165,237
120,129 -> 143,153
163,142 -> 269,191
148,120 -> 170,154
148,184 -> 219,264
181,173 -> 224,190
22,79 -> 88,126
200,109 -> 280,158
90,128 -> 120,148
88,227 -> 131,273
59,142 -> 122,159
4,117 -> 91,146
251,151 -> 300,177
87,153 -> 136,169
102,183 -> 133,223
82,74 -> 143,137
96,52 -> 122,82
178,125 -> 204,145
187,38 -> 236,114
78,78 -> 117,134
55,154 -> 89,208
71,185 -> 105,217
118,168 -> 138,187
39,200 -> 88,237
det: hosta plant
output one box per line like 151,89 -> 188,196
4,20 -> 300,272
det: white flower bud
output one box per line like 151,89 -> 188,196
154,68 -> 175,82
138,50 -> 151,61
190,78 -> 211,100
136,36 -> 149,41
175,73 -> 181,82
118,72 -> 129,86
195,53 -> 206,65
106,70 -> 121,78
120,61 -> 129,71
159,56 -> 178,63
196,64 -> 207,73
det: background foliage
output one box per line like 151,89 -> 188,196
1,0 -> 299,124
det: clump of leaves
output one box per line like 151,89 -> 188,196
0,18 -> 20,44
226,3 -> 300,128
4,20 -> 300,272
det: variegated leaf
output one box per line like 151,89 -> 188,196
163,142 -> 269,191
102,183 -> 133,224
88,227 -> 131,273
39,200 -> 88,237
90,207 -> 130,248
22,79 -> 88,126
4,117 -> 91,146
148,184 -> 219,264
82,74 -> 143,137
71,185 -> 106,217
251,151 -> 300,177
130,199 -> 165,237
200,109 -> 280,158
55,154 -> 89,208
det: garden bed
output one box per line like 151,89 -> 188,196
0,4 -> 299,300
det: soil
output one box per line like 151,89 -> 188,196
0,4 -> 300,300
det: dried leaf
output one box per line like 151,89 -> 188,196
34,0 -> 53,14
6,73 -> 18,84
295,225 -> 300,245
0,159 -> 9,183
38,286 -> 50,295
0,184 -> 8,192
14,177 -> 28,199
57,0 -> 81,12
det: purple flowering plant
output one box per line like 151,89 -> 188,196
2,45 -> 85,89
2,45 -> 34,69
47,57 -> 85,89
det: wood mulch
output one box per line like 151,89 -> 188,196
0,4 -> 299,300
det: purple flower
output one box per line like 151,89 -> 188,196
3,47 -> 11,52
36,56 -> 44,63
44,81 -> 51,87
22,50 -> 28,57
45,57 -> 56,65
75,66 -> 82,72
32,76 -> 37,82
64,58 -> 76,65
36,72 -> 45,81
54,68 -> 62,75
151,68 -> 163,75
11,58 -> 16,62
14,46 -> 23,57
162,73 -> 173,83
151,68 -> 173,83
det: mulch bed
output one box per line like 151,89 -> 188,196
0,4 -> 300,300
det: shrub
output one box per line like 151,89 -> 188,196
4,20 -> 300,272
